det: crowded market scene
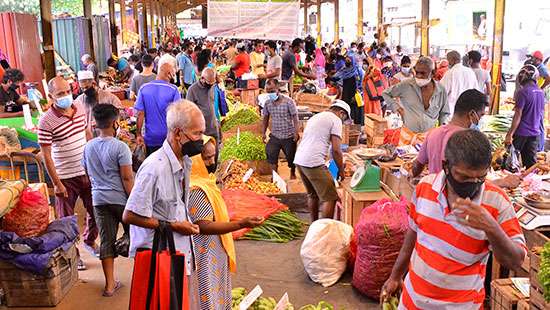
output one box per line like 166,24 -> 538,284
1,0 -> 550,309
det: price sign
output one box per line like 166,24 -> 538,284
239,285 -> 263,310
243,168 -> 254,183
272,170 -> 287,193
274,293 -> 290,310
22,104 -> 34,130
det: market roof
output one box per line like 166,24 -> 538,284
158,0 -> 335,14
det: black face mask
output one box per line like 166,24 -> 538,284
444,164 -> 484,199
9,83 -> 19,91
206,164 -> 217,174
84,87 -> 98,98
202,80 -> 213,89
181,134 -> 204,157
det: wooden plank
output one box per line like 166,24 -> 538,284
377,0 -> 384,42
334,0 -> 339,43
40,0 -> 56,80
420,0 -> 429,56
133,0 -> 139,34
357,0 -> 363,38
490,0 -> 506,115
142,0 -> 149,48
119,0 -> 127,44
108,0 -> 118,55
83,0 -> 95,61
303,0 -> 308,34
316,0 -> 321,45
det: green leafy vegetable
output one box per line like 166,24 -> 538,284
222,107 -> 261,132
220,132 -> 266,161
540,242 -> 550,302
242,210 -> 306,243
298,301 -> 334,310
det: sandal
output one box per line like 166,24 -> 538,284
102,281 -> 123,297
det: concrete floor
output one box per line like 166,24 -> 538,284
2,162 -> 377,309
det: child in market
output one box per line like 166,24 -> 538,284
82,104 -> 134,297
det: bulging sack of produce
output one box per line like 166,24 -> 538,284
300,219 -> 353,287
352,197 -> 408,299
2,187 -> 49,237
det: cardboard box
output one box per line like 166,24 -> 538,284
364,114 -> 388,138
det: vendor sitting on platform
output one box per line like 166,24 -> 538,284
381,129 -> 526,309
0,69 -> 29,118
411,89 -> 521,189
74,70 -> 123,138
107,56 -> 133,83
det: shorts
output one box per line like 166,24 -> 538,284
296,165 -> 338,202
94,204 -> 127,260
266,135 -> 297,168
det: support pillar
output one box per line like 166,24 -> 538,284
108,0 -> 118,55
357,0 -> 363,39
119,0 -> 126,45
420,0 -> 429,56
377,0 -> 384,42
40,0 -> 55,80
334,0 -> 339,43
150,0 -> 156,47
133,0 -> 139,34
83,0 -> 95,63
303,0 -> 308,35
316,0 -> 321,45
490,0 -> 505,114
142,0 -> 149,48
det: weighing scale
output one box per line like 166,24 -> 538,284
350,158 -> 381,192
514,200 -> 550,230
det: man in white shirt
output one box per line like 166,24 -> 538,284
440,50 -> 478,114
468,50 -> 492,100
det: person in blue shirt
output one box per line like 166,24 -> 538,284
178,42 -> 196,89
107,57 -> 133,83
135,62 -> 181,156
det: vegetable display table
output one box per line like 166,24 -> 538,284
0,117 -> 39,143
341,179 -> 389,227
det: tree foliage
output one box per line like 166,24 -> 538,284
0,0 -> 101,17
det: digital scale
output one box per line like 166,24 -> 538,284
514,200 -> 550,230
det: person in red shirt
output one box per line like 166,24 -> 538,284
232,43 -> 251,79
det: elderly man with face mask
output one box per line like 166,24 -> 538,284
123,100 -> 205,310
38,76 -> 99,270
75,70 -> 122,138
135,62 -> 181,156
186,67 -> 220,143
382,56 -> 450,133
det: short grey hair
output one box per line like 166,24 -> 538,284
81,54 -> 92,63
416,56 -> 435,70
166,100 -> 203,131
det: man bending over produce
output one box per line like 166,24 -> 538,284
381,129 -> 526,309
294,100 -> 350,221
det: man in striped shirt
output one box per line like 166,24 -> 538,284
39,77 -> 98,268
381,130 -> 526,309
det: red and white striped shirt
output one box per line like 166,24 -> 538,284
400,172 -> 526,310
38,102 -> 87,180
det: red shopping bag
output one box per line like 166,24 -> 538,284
129,222 -> 189,310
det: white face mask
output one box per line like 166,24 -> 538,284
415,77 -> 431,87
401,67 -> 411,74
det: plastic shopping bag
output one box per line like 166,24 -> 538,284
504,144 -> 522,173
132,144 -> 146,172
300,219 -> 353,287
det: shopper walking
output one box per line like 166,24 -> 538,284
135,62 -> 181,156
440,50 -> 478,114
39,76 -> 98,270
467,50 -> 492,100
130,54 -> 156,100
334,55 -> 361,124
82,104 -> 133,297
186,67 -> 220,143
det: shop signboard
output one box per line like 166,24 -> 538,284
207,0 -> 300,41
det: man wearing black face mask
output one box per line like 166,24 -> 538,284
0,68 -> 28,118
75,71 -> 122,138
186,67 -> 220,143
123,100 -> 205,309
382,130 -> 527,309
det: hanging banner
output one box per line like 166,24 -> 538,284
207,0 -> 300,41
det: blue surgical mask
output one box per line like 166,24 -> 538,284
55,94 -> 73,109
469,111 -> 481,131
267,93 -> 279,102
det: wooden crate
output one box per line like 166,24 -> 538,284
294,93 -> 332,113
342,124 -> 361,146
0,243 -> 78,307
517,299 -> 530,310
529,248 -> 550,310
240,89 -> 261,107
341,179 -> 390,227
364,113 -> 388,138
490,278 -> 529,310
367,135 -> 385,147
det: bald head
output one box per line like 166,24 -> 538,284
447,50 -> 462,67
158,62 -> 175,82
47,76 -> 71,100
201,67 -> 216,85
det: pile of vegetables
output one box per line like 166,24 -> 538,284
242,210 -> 305,243
222,107 -> 261,132
486,132 -> 505,151
382,296 -> 399,310
223,161 -> 280,194
231,288 -> 293,310
484,114 -> 513,133
298,302 -> 334,310
539,242 -> 550,302
220,132 -> 267,161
